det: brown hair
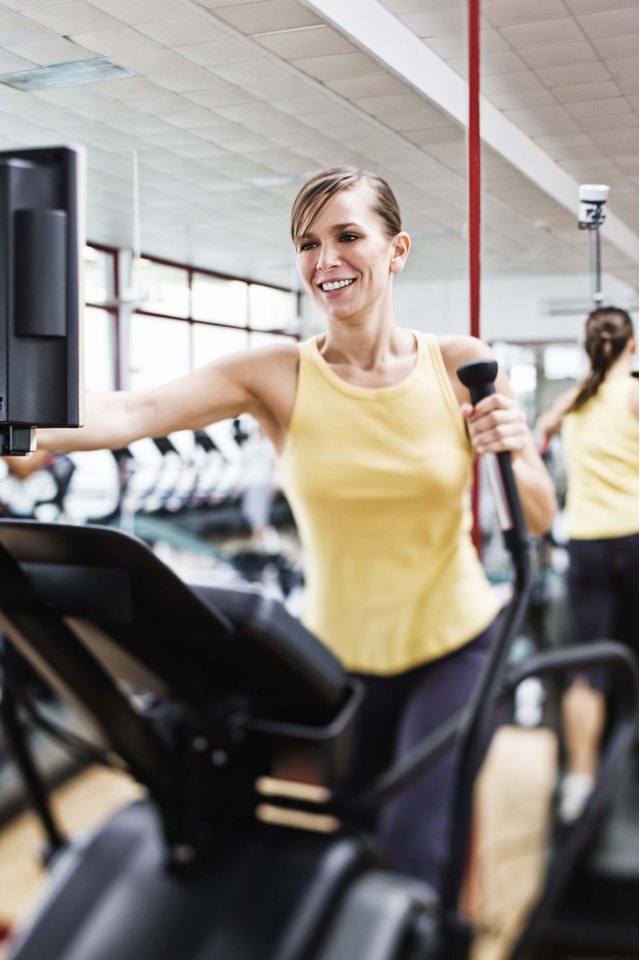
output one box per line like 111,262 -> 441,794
569,305 -> 635,412
290,165 -> 402,245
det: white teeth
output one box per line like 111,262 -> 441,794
321,279 -> 354,291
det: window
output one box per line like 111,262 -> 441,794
129,315 -> 190,390
133,259 -> 190,318
83,247 -> 300,389
193,324 -> 249,365
84,307 -> 115,391
192,275 -> 248,327
248,284 -> 298,332
84,246 -> 113,305
84,246 -> 117,391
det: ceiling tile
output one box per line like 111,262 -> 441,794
136,15 -> 226,46
325,74 -> 408,100
590,34 -> 638,58
239,113 -> 302,134
617,76 -> 638,96
23,1 -> 122,33
606,56 -> 637,79
89,0 -> 188,23
303,106 -> 371,130
577,8 -> 639,40
588,126 -> 637,147
160,107 -> 223,129
480,71 -> 544,93
386,108 -> 457,131
482,0 -> 569,27
0,48 -> 35,70
0,11 -> 55,43
506,117 -> 583,137
564,0 -> 636,10
2,0 -> 72,8
254,25 -> 356,59
111,49 -> 197,73
175,38 -> 251,66
5,36 -> 94,63
213,100 -> 286,123
210,0 -> 322,35
208,59 -> 289,83
489,88 -> 557,109
150,67 -> 230,92
291,51 -> 384,82
274,93 -> 338,117
519,40 -> 599,69
566,96 -> 632,117
129,91 -> 196,115
534,61 -> 610,87
241,76 -> 314,100
107,115 -> 169,134
70,27 -> 162,56
88,75 -> 163,100
499,18 -> 585,48
185,85 -> 258,108
380,0 -> 466,11
34,84 -> 107,106
353,91 -> 430,116
399,8 -> 468,36
552,80 -> 623,103
577,112 -> 638,131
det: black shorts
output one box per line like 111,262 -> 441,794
567,533 -> 639,691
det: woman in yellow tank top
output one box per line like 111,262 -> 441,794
537,306 -> 638,823
38,165 -> 556,893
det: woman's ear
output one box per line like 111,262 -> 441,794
390,231 -> 411,275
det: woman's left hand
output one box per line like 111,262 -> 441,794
460,393 -> 529,458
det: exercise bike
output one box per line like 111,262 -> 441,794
0,362 -> 636,960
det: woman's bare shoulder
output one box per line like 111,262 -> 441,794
437,334 -> 494,370
436,335 -> 494,394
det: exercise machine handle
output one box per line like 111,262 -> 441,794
457,359 -> 530,574
437,360 -> 534,921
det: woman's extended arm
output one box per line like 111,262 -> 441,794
37,343 -> 299,455
535,388 -> 575,440
441,336 -> 557,537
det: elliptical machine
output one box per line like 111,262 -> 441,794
0,146 -> 636,960
1,359 -> 636,960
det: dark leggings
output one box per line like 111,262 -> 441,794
567,534 -> 639,692
345,619 -> 498,895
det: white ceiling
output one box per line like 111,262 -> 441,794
0,0 -> 637,295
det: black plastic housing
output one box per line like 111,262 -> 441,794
0,145 -> 84,454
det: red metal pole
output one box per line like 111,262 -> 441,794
468,0 -> 482,549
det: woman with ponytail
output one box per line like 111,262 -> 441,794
537,306 -> 638,822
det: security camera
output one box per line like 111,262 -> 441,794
578,183 -> 609,229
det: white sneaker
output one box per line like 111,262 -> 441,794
558,772 -> 595,824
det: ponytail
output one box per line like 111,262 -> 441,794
568,306 -> 635,413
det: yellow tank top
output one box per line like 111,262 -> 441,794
278,331 -> 500,674
563,378 -> 639,539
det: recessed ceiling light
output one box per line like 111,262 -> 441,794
0,57 -> 134,92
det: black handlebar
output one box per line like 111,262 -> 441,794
437,360 -> 534,916
458,359 -> 530,565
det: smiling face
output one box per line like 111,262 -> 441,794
294,181 -> 410,325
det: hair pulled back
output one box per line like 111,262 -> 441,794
290,165 -> 402,245
569,305 -> 635,412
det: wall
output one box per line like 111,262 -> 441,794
394,272 -> 638,342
